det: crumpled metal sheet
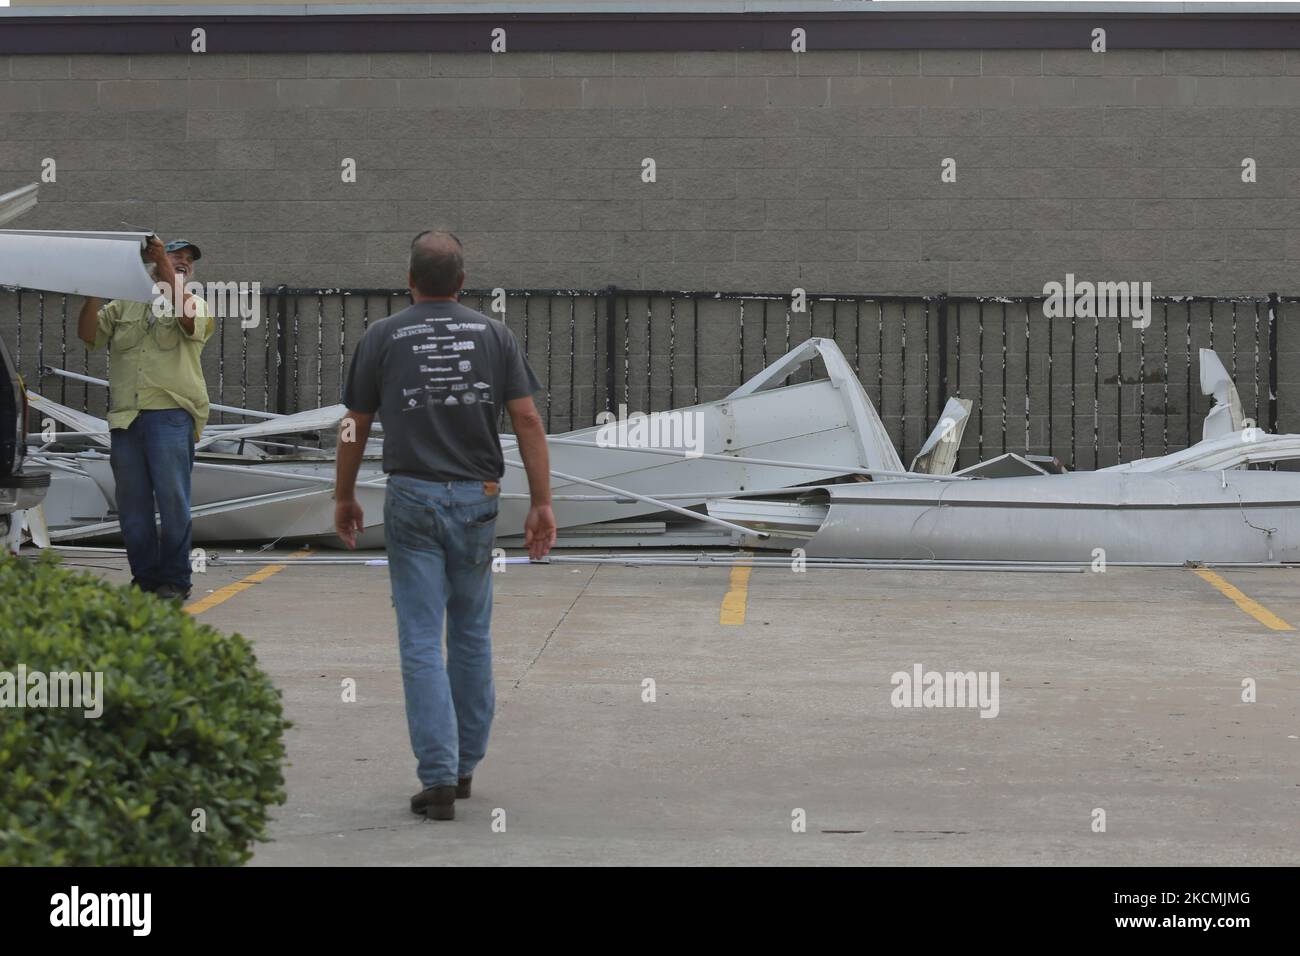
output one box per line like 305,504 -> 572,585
0,229 -> 158,303
1102,429 -> 1300,473
1200,347 -> 1246,441
194,404 -> 348,450
911,396 -> 972,476
26,390 -> 110,448
805,470 -> 1300,564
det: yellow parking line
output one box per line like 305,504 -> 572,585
1191,568 -> 1295,632
186,549 -> 313,617
720,554 -> 753,626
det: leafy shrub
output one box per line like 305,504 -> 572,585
0,552 -> 288,865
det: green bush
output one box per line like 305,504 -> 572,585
0,552 -> 288,865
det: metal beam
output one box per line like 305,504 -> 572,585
540,435 -> 962,482
501,456 -> 769,539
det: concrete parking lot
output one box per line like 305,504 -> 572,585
61,547 -> 1300,866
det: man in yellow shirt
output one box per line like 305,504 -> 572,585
77,237 -> 213,601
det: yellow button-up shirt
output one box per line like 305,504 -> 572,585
87,297 -> 214,440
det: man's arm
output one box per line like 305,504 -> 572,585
333,410 -> 374,549
77,297 -> 102,347
506,395 -> 556,561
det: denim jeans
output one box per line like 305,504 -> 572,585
383,474 -> 499,788
109,408 -> 196,592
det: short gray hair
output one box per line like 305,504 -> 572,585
409,231 -> 464,297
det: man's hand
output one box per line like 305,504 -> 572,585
143,235 -> 167,269
523,504 -> 557,561
506,395 -> 554,561
334,496 -> 365,550
334,410 -> 374,549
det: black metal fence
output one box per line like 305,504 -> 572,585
1,285 -> 1284,471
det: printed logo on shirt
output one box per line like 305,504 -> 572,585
448,341 -> 475,352
392,324 -> 439,340
458,359 -> 473,372
446,322 -> 487,332
444,395 -> 459,405
463,392 -> 478,405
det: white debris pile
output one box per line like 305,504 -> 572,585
14,337 -> 1299,565
4,218 -> 1297,565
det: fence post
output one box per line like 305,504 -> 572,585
935,293 -> 949,423
1268,292 -> 1280,434
274,285 -> 288,415
604,284 -> 617,414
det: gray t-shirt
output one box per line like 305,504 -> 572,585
343,300 -> 542,481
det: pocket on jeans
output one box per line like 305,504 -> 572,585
464,501 -> 499,528
385,494 -> 431,545
459,501 -> 498,567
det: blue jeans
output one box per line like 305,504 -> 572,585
109,408 -> 196,592
384,474 -> 499,789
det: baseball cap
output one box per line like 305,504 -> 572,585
164,238 -> 202,260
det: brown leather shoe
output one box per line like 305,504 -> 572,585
456,776 -> 472,799
410,784 -> 456,820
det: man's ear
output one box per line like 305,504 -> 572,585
455,271 -> 466,293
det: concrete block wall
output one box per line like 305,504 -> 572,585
2,48 -> 1298,462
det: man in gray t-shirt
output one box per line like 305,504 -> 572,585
334,231 -> 556,822
343,299 -> 541,482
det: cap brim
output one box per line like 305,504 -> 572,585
166,242 -> 202,260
